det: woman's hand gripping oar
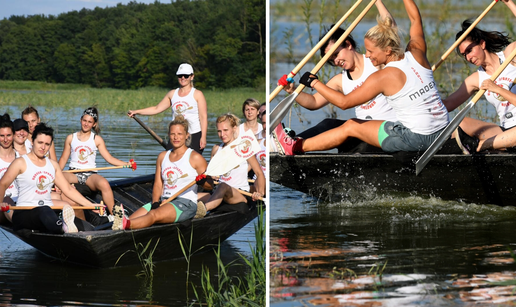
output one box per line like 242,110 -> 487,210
270,0 -> 363,102
270,0 -> 378,133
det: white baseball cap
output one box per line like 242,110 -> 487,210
176,63 -> 194,75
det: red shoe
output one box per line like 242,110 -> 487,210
272,123 -> 302,155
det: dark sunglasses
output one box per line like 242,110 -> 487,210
461,42 -> 478,59
177,74 -> 191,79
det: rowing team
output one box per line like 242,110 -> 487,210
0,106 -> 266,234
272,0 -> 516,157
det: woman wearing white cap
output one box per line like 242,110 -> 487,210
128,63 -> 208,154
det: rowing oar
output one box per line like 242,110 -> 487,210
415,46 -> 516,175
63,159 -> 137,173
159,129 -> 262,206
5,205 -> 106,215
269,0 -> 363,102
432,0 -> 499,71
269,0 -> 377,133
132,115 -> 167,149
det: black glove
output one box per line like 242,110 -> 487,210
299,71 -> 318,88
151,201 -> 160,209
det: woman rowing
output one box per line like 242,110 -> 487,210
21,106 -> 57,160
443,0 -> 516,154
276,0 -> 397,153
0,123 -> 98,234
274,0 -> 449,155
0,114 -> 17,224
111,116 -> 212,230
197,113 -> 265,216
128,63 -> 208,154
59,107 -> 133,216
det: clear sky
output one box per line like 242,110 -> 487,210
0,0 -> 162,20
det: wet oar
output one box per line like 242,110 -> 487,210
269,0 -> 363,102
269,0 -> 378,133
64,160 -> 137,173
431,0 -> 499,71
416,46 -> 516,175
132,115 -> 167,149
160,130 -> 261,206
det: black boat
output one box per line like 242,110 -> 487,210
0,174 -> 263,268
270,152 -> 516,206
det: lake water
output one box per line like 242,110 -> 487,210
0,105 -> 260,306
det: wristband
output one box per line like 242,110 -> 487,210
299,71 -> 319,89
151,201 -> 160,209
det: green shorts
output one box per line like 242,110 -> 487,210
378,121 -> 444,153
142,197 -> 197,223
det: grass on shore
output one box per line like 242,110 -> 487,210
0,80 -> 265,118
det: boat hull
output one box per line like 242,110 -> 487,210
270,153 -> 516,206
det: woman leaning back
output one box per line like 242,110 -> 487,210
276,0 -> 397,153
443,0 -> 516,154
274,0 -> 449,155
127,63 -> 208,154
111,116 -> 213,230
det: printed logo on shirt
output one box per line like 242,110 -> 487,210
163,166 -> 187,190
74,146 -> 95,164
173,101 -> 194,115
257,151 -> 266,168
221,165 -> 240,182
231,135 -> 256,159
32,171 -> 55,195
488,77 -> 515,102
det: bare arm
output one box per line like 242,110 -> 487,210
501,0 -> 516,17
190,151 -> 213,190
403,0 -> 430,68
283,74 -> 343,110
481,79 -> 516,107
247,156 -> 265,199
442,73 -> 479,111
58,134 -> 73,170
128,90 -> 174,117
96,135 -> 130,166
0,158 -> 24,201
376,0 -> 396,27
194,90 -> 208,150
152,151 -> 166,203
52,160 -> 95,207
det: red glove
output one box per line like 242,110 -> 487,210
130,159 -> 137,171
195,174 -> 207,185
278,73 -> 295,86
1,204 -> 10,212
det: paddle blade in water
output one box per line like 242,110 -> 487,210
269,93 -> 298,134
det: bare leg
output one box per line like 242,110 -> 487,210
129,204 -> 177,229
205,183 -> 247,211
129,206 -> 150,219
85,174 -> 115,214
459,117 -> 503,140
302,119 -> 383,152
478,126 -> 516,151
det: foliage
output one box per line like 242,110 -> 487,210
0,0 -> 265,90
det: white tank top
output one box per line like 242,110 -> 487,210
0,155 -> 18,201
69,132 -> 97,169
478,51 -> 516,129
343,55 -> 398,122
216,143 -> 250,192
384,52 -> 449,135
160,148 -> 198,203
254,138 -> 267,180
16,155 -> 54,207
239,123 -> 263,138
170,88 -> 201,134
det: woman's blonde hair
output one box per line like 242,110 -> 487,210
242,98 -> 261,116
364,16 -> 404,59
216,113 -> 240,128
169,115 -> 191,147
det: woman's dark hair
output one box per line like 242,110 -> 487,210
32,122 -> 54,143
320,25 -> 357,66
81,106 -> 101,134
455,19 -> 512,56
0,113 -> 13,132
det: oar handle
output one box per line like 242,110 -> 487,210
63,161 -> 136,173
269,0 -> 364,102
431,0 -> 498,71
292,0 -> 378,96
159,179 -> 198,206
9,205 -> 104,210
132,115 -> 167,149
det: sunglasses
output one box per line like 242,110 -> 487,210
177,74 -> 191,79
460,42 -> 478,59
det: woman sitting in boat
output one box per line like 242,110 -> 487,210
21,106 -> 57,160
239,98 -> 263,139
275,0 -> 397,153
197,113 -> 265,216
274,0 -> 449,155
0,114 -> 17,225
0,123 -> 99,234
12,119 -> 30,156
128,63 -> 208,154
111,116 -> 212,230
443,0 -> 516,154
58,107 -> 133,216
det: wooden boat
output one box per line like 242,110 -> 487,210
270,152 -> 516,206
0,174 -> 263,268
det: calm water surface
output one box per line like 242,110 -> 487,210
0,105 -> 260,306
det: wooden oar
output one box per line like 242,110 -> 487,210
64,160 -> 136,173
269,0 -> 363,102
132,115 -> 167,149
416,46 -> 516,175
9,205 -> 105,211
432,0 -> 499,71
269,0 -> 378,133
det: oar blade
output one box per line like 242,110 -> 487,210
206,129 -> 260,176
269,93 -> 298,133
415,101 -> 474,175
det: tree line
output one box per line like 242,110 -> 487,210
0,0 -> 265,90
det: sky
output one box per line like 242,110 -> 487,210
0,0 -> 162,20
